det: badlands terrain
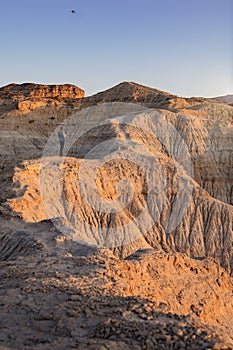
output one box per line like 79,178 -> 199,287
0,82 -> 232,349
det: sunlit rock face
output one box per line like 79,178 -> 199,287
0,82 -> 85,101
0,82 -> 85,113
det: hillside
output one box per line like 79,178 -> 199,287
0,81 -> 232,349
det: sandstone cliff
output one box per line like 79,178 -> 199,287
0,83 -> 85,101
0,83 -> 85,112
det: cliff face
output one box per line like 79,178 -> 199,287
0,83 -> 85,112
0,83 -> 85,100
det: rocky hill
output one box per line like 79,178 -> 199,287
68,81 -> 220,112
0,81 -> 232,349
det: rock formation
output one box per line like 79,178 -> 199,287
0,81 -> 232,349
0,83 -> 85,101
0,83 -> 85,113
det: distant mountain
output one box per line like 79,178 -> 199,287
216,94 -> 233,105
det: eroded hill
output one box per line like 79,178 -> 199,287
0,82 -> 232,349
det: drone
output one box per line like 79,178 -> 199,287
70,9 -> 77,14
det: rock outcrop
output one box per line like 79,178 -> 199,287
0,83 -> 83,201
0,83 -> 85,101
0,83 -> 85,113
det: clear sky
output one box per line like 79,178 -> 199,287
0,0 -> 232,97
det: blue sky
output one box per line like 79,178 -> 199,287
0,0 -> 232,97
